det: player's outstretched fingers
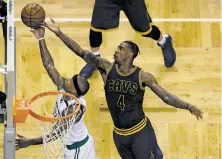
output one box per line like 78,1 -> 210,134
195,110 -> 203,120
15,144 -> 20,150
196,115 -> 198,120
50,18 -> 56,23
15,138 -> 21,150
198,111 -> 203,120
196,108 -> 203,119
17,134 -> 25,138
41,21 -> 48,27
30,29 -> 35,33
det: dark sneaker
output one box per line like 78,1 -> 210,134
157,34 -> 176,68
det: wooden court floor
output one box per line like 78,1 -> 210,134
0,0 -> 221,158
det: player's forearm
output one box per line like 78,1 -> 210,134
39,39 -> 55,69
39,39 -> 63,87
29,137 -> 43,145
56,30 -> 100,67
164,92 -> 189,110
55,30 -> 85,58
29,134 -> 58,146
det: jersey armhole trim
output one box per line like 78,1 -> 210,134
139,70 -> 145,91
104,63 -> 114,84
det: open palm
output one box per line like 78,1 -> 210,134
188,105 -> 203,120
15,134 -> 32,150
30,27 -> 45,39
42,18 -> 60,34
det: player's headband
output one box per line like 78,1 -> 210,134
72,74 -> 83,96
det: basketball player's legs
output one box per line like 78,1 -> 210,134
64,135 -> 96,159
113,119 -> 163,159
113,132 -> 135,159
131,118 -> 163,159
79,134 -> 96,159
80,0 -> 121,79
122,0 -> 176,68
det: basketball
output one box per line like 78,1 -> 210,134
21,3 -> 45,29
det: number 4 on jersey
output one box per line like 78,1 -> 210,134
117,95 -> 125,110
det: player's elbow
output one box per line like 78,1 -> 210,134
83,52 -> 99,67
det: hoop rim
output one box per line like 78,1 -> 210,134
14,91 -> 81,123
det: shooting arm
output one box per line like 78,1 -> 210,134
142,72 -> 190,109
39,39 -> 65,89
55,30 -> 111,71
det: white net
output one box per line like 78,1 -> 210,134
0,63 -> 7,74
28,92 -> 81,159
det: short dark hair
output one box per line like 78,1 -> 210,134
123,41 -> 140,58
72,75 -> 90,96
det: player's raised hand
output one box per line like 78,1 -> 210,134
15,134 -> 32,150
30,27 -> 45,40
188,105 -> 203,120
42,18 -> 60,34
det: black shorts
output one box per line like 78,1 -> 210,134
113,118 -> 163,159
91,0 -> 153,34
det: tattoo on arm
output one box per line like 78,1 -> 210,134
56,31 -> 84,58
39,39 -> 65,89
30,132 -> 60,146
142,72 -> 189,109
56,31 -> 111,71
30,137 -> 43,145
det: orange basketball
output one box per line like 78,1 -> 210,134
21,3 -> 45,29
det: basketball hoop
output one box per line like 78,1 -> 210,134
14,91 -> 82,158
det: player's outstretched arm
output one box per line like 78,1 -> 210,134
16,129 -> 61,150
31,27 -> 66,89
39,39 -> 66,88
16,108 -> 73,150
141,71 -> 203,120
15,134 -> 43,150
42,19 -> 112,71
